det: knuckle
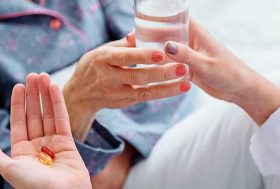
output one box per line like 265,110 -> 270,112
137,89 -> 153,101
117,52 -> 131,63
79,51 -> 92,62
96,46 -> 115,61
100,46 -> 114,53
114,52 -> 123,61
129,70 -> 141,84
198,57 -> 212,75
134,52 -> 145,62
130,69 -> 151,85
117,49 -> 137,64
88,61 -> 98,74
207,57 -> 217,65
163,69 -> 170,81
145,69 -> 154,83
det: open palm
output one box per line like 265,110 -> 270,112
0,73 -> 91,189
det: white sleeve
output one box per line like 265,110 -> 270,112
250,107 -> 280,188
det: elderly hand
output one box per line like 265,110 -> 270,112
63,37 -> 191,141
164,19 -> 280,125
0,73 -> 91,189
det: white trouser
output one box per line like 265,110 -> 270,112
124,93 -> 264,189
124,72 -> 280,189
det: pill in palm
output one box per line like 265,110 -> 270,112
37,152 -> 53,166
41,146 -> 55,159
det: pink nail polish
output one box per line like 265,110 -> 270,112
180,82 -> 191,92
175,65 -> 187,76
152,52 -> 164,62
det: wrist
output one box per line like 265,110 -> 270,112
90,142 -> 137,189
63,79 -> 99,142
232,71 -> 280,125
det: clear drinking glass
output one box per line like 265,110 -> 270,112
134,0 -> 190,50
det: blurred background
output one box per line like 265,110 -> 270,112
191,0 -> 280,74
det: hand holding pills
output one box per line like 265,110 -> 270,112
37,147 -> 55,166
0,73 -> 91,189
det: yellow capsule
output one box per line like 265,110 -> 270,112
37,152 -> 53,166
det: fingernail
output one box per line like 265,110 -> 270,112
166,42 -> 178,55
176,65 -> 187,76
126,30 -> 134,42
152,52 -> 164,63
180,81 -> 191,92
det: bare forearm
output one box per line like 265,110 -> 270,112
91,142 -> 137,189
233,71 -> 280,126
63,81 -> 98,142
66,104 -> 96,142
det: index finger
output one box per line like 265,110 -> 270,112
104,31 -> 136,48
10,84 -> 28,146
106,47 -> 165,67
104,37 -> 135,48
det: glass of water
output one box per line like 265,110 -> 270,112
134,0 -> 190,50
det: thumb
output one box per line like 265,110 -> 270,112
104,30 -> 136,48
125,30 -> 136,46
164,41 -> 209,73
0,149 -> 13,176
